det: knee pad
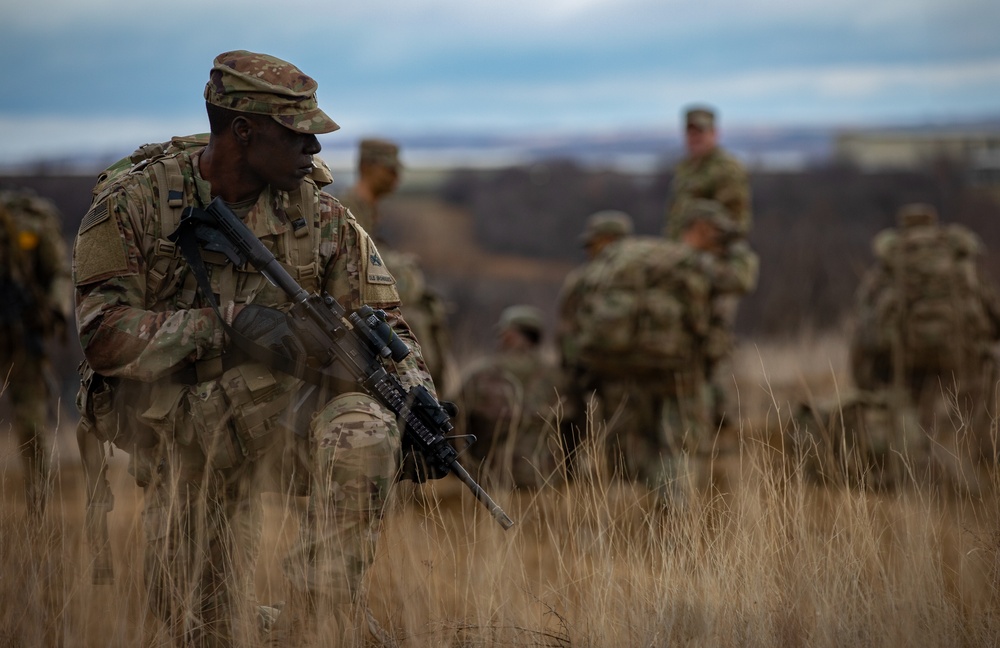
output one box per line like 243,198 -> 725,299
310,392 -> 401,510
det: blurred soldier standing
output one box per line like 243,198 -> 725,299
455,305 -> 564,489
73,50 -> 435,646
665,106 -> 755,429
563,206 -> 734,501
337,138 -> 401,238
665,105 -> 752,239
850,203 -> 1000,488
556,210 -> 633,473
338,139 -> 454,391
0,187 -> 71,517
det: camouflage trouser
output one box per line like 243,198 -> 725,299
271,392 -> 400,635
1,346 -> 51,516
138,391 -> 400,646
590,371 -> 710,498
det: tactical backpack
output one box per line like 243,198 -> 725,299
573,236 -> 711,376
872,224 -> 990,373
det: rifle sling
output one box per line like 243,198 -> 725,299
174,221 -> 343,389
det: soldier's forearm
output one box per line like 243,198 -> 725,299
79,304 -> 222,381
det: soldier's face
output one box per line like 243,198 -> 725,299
684,219 -> 723,253
245,117 -> 322,192
366,162 -> 400,199
685,125 -> 717,159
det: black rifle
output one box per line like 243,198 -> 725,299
176,197 -> 513,530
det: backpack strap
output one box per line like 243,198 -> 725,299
281,179 -> 320,291
144,155 -> 189,302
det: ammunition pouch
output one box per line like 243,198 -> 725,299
141,361 -> 297,471
79,357 -> 298,472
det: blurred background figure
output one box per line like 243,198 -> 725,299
665,105 -> 752,240
453,305 -> 564,489
666,105 -> 756,431
557,210 -> 634,475
338,138 -> 455,391
337,138 -> 402,239
0,185 -> 72,518
850,203 -> 1000,491
563,208 -> 729,503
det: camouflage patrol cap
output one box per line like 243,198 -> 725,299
498,305 -> 545,338
205,50 -> 339,134
897,203 -> 939,228
679,198 -> 737,234
579,210 -> 634,245
685,105 -> 716,131
359,138 -> 402,169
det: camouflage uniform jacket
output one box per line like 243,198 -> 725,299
73,144 -> 433,450
0,189 -> 72,353
666,146 -> 752,239
338,189 -> 453,388
701,239 -> 760,363
555,263 -> 587,370
379,248 -> 453,390
337,186 -> 379,240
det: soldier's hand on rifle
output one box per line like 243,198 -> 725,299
231,304 -> 308,362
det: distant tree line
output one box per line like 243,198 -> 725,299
439,158 -> 1000,338
4,158 -> 999,388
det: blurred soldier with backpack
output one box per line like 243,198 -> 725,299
454,305 -> 564,489
850,203 -> 1000,488
0,186 -> 71,518
563,203 -> 745,501
338,139 -> 455,392
556,210 -> 633,474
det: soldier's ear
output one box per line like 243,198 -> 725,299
232,116 -> 254,146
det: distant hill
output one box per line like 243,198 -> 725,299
5,117 -> 999,177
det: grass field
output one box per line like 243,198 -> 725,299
3,332 -> 1000,647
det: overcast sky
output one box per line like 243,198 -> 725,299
1,0 -> 998,165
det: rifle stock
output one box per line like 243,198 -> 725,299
185,198 -> 513,530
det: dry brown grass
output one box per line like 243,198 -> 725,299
4,332 -> 1000,647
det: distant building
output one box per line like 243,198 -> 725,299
834,129 -> 1000,187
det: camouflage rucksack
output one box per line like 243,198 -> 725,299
872,223 -> 989,372
574,236 -> 711,375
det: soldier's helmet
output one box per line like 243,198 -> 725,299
896,203 -> 939,228
578,210 -> 634,245
498,305 -> 545,340
204,50 -> 339,134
